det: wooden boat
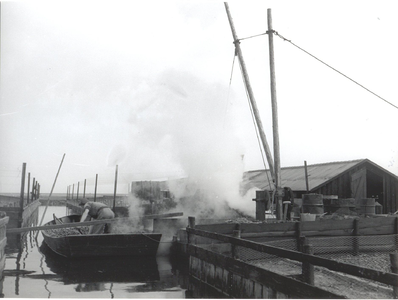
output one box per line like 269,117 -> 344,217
40,242 -> 160,283
41,215 -> 162,258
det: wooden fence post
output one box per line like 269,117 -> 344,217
390,252 -> 398,298
232,223 -> 241,259
187,217 -> 196,246
302,240 -> 314,285
353,218 -> 359,256
233,229 -> 241,238
295,222 -> 302,251
188,216 -> 196,228
299,235 -> 306,254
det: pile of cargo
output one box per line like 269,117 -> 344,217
44,226 -> 89,237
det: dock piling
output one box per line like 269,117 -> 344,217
302,241 -> 314,285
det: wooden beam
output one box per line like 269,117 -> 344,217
224,2 -> 275,183
267,8 -> 283,220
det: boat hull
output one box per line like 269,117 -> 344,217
42,215 -> 162,258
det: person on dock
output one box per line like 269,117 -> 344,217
78,198 -> 115,234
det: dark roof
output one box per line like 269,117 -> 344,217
242,159 -> 397,192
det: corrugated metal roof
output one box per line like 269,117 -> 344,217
242,159 -> 365,192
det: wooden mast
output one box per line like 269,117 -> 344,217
267,8 -> 283,220
224,2 -> 276,184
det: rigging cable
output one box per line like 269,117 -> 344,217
223,49 -> 238,128
236,53 -> 273,189
238,32 -> 267,42
230,49 -> 237,85
271,30 -> 398,110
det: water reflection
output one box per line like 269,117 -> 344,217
5,203 -> 40,255
75,282 -> 106,292
40,242 -> 160,284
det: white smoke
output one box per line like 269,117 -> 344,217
124,69 -> 256,219
112,194 -> 146,233
107,144 -> 127,167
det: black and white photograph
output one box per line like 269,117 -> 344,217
1,0 -> 398,298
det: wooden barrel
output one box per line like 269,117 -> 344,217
359,198 -> 375,216
302,194 -> 324,215
323,195 -> 338,214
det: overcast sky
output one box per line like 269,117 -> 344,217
1,0 -> 397,195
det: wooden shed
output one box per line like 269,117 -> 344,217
241,159 -> 398,214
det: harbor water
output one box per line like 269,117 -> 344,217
2,206 -> 189,298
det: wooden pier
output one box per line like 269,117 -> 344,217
174,216 -> 398,298
0,199 -> 41,230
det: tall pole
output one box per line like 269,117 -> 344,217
19,163 -> 26,227
94,174 -> 98,202
31,178 -> 35,202
34,181 -> 38,199
224,2 -> 275,184
267,8 -> 283,220
76,182 -> 80,200
27,173 -> 30,205
83,179 -> 86,198
304,160 -> 309,193
113,165 -> 118,211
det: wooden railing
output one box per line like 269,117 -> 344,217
186,226 -> 398,288
194,215 -> 398,237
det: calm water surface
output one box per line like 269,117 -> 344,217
2,206 -> 188,298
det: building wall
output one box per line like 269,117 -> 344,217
384,174 -> 398,213
313,172 -> 352,198
310,161 -> 398,214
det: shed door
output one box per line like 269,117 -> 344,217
351,168 -> 367,204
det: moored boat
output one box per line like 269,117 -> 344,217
42,215 -> 162,258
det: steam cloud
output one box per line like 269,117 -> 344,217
123,69 -> 255,219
